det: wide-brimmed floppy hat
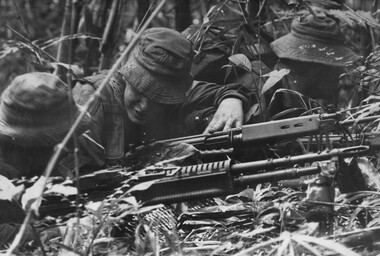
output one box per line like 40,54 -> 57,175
0,72 -> 91,147
270,14 -> 361,67
119,27 -> 194,104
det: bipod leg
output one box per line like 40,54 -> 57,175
317,213 -> 334,236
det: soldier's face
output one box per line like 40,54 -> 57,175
123,82 -> 162,125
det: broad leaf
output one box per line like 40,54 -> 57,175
44,184 -> 77,197
22,176 -> 47,215
261,69 -> 290,95
0,175 -> 24,201
228,54 -> 252,72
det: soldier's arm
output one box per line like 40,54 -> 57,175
181,81 -> 252,133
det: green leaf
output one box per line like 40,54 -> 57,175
228,54 -> 252,72
261,69 -> 290,95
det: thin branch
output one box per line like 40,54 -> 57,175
11,0 -> 27,34
6,25 -> 59,66
98,0 -> 120,71
66,0 -> 82,243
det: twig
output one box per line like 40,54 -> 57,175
55,0 -> 72,76
304,2 -> 317,17
4,0 -> 168,255
136,1 -> 154,33
6,25 -> 59,66
6,25 -> 44,65
84,211 -> 111,256
32,227 -> 47,256
66,0 -> 82,245
255,0 -> 268,19
344,3 -> 380,29
98,0 -> 120,71
11,0 -> 27,34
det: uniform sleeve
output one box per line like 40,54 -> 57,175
175,81 -> 252,135
182,80 -> 252,114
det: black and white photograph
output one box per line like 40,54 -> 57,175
1,0 -> 380,255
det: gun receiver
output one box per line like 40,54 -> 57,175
162,115 -> 322,149
130,146 -> 369,206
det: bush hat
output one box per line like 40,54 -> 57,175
120,27 -> 194,104
0,72 -> 90,147
270,14 -> 361,67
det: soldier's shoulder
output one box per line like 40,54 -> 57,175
73,71 -> 109,105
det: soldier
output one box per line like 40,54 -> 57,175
0,72 -> 104,179
268,13 -> 361,118
73,27 -> 251,167
0,72 -> 103,248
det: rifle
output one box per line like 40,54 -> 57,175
160,113 -> 380,152
129,145 -> 369,206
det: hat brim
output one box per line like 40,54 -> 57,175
122,60 -> 193,105
0,109 -> 91,147
270,33 -> 361,67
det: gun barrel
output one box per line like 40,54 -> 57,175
131,146 -> 368,205
231,146 -> 369,174
160,129 -> 235,148
234,165 -> 320,186
133,165 -> 321,206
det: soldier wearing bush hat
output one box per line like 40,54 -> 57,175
73,27 -> 250,166
0,72 -> 104,178
270,13 -> 361,220
268,13 -> 361,117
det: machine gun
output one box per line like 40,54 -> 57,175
129,145 -> 369,206
31,145 -> 368,217
159,113 -> 380,153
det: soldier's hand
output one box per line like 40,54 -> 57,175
204,98 -> 243,134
